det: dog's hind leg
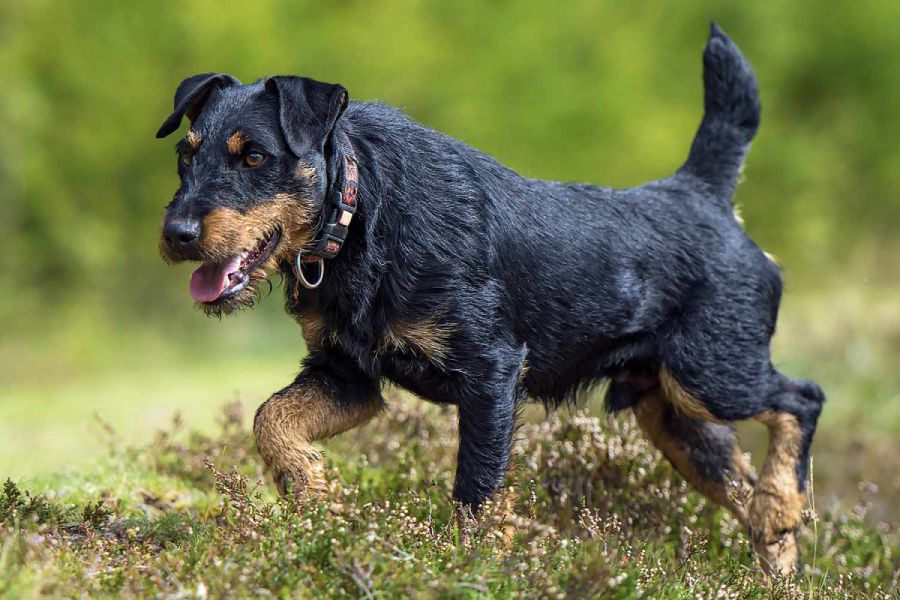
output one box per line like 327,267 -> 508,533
633,387 -> 757,528
748,374 -> 824,577
253,355 -> 383,499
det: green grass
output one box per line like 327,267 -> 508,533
1,284 -> 898,597
1,396 -> 897,598
0,352 -> 295,478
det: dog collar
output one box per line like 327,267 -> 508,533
310,131 -> 359,259
294,131 -> 358,290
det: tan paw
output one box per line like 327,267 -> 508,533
273,452 -> 330,501
753,528 -> 798,579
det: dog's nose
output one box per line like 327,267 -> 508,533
163,218 -> 201,252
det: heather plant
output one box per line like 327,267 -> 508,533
1,398 -> 896,598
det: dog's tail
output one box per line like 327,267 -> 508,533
679,22 -> 760,202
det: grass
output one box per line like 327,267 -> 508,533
0,394 -> 897,599
1,283 -> 898,597
0,352 -> 295,478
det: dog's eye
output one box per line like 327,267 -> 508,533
180,153 -> 191,167
243,152 -> 266,168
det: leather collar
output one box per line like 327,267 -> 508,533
293,130 -> 358,291
306,130 -> 358,261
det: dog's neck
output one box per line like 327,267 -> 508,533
305,129 -> 360,262
281,117 -> 382,316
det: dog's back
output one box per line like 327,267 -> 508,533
337,25 -> 770,409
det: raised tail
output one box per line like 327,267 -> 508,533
680,22 -> 761,201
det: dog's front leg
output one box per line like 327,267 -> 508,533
253,355 -> 382,499
453,349 -> 526,512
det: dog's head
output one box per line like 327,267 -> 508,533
156,73 -> 348,315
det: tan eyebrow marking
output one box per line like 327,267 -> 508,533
227,130 -> 248,154
185,129 -> 202,150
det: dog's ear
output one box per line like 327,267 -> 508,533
265,76 -> 348,156
156,73 -> 241,138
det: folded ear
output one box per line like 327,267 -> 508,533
265,76 -> 349,156
156,73 -> 241,138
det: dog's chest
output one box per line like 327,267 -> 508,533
378,350 -> 458,405
293,307 -> 457,404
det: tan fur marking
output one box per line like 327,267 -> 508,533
659,367 -> 718,422
633,391 -> 755,528
763,250 -> 782,267
200,193 -> 316,264
297,312 -> 339,351
732,445 -> 758,495
298,312 -> 326,351
293,160 -> 317,182
749,410 -> 805,576
380,316 -> 455,366
254,383 -> 383,498
518,359 -> 530,385
185,129 -> 202,151
227,130 -> 247,154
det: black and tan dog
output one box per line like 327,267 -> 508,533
157,24 -> 823,575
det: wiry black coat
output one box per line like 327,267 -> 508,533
280,25 -> 813,507
158,24 -> 824,509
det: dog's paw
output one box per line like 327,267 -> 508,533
753,528 -> 799,580
273,458 -> 330,503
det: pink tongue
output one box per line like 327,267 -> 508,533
189,257 -> 242,303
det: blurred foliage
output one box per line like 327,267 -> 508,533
1,0 -> 899,342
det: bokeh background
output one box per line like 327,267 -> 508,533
1,1 -> 898,518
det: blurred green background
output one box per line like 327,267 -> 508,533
1,1 -> 898,515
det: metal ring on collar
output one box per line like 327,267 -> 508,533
295,252 -> 325,289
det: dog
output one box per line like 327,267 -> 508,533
156,23 -> 823,576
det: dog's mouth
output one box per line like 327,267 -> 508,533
189,229 -> 281,304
